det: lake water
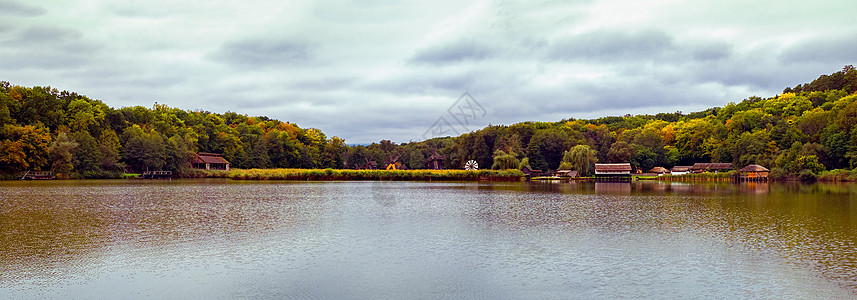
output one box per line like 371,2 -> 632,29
1,180 -> 856,299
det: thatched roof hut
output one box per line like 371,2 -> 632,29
671,166 -> 693,173
649,167 -> 669,174
739,164 -> 770,180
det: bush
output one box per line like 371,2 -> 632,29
769,168 -> 790,181
798,169 -> 818,183
818,169 -> 855,182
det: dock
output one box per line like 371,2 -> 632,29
139,171 -> 173,179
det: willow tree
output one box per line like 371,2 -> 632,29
491,149 -> 520,170
561,145 -> 597,176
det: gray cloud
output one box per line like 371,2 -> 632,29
0,0 -> 46,17
690,41 -> 733,61
549,29 -> 675,61
0,25 -> 101,69
409,38 -> 498,65
210,38 -> 315,68
779,34 -> 857,64
2,0 -> 855,144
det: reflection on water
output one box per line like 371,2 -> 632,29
1,180 -> 855,298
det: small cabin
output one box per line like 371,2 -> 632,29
594,163 -> 632,182
192,152 -> 230,170
556,169 -> 579,178
739,164 -> 770,181
521,165 -> 543,177
670,166 -> 693,175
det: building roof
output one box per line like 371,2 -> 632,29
556,170 -> 579,177
739,164 -> 770,172
692,163 -> 732,170
671,166 -> 693,172
193,153 -> 230,164
649,167 -> 669,173
595,163 -> 632,172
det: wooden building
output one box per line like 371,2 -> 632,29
594,163 -> 632,182
691,163 -> 732,173
670,166 -> 693,175
521,165 -> 543,178
556,170 -> 579,178
739,164 -> 770,181
424,149 -> 445,170
192,152 -> 230,170
649,167 -> 670,175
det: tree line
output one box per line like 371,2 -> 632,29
2,66 -> 856,179
0,82 -> 345,178
346,66 -> 857,178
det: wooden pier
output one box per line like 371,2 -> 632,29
139,171 -> 172,179
21,171 -> 56,180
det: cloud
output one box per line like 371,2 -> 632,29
409,38 -> 499,65
2,0 -> 855,144
209,38 -> 315,68
690,41 -> 732,61
549,29 -> 675,61
779,35 -> 857,64
0,0 -> 46,17
0,25 -> 102,69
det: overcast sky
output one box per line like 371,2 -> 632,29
2,0 -> 856,143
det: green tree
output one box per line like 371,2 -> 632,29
50,132 -> 78,178
561,145 -> 597,176
122,125 -> 166,172
491,149 -> 520,170
165,135 -> 195,172
71,131 -> 100,176
607,141 -> 634,163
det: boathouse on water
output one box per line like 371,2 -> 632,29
739,164 -> 770,181
191,153 -> 230,170
594,163 -> 632,182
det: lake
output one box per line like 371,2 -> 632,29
1,180 -> 856,299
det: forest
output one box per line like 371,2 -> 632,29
1,66 -> 856,179
0,81 -> 345,178
346,65 -> 857,179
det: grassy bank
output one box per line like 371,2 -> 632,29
229,168 -> 524,181
657,171 -> 737,181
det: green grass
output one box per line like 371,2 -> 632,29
658,171 -> 737,181
228,168 -> 524,181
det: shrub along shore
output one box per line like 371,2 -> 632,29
228,168 -> 525,181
